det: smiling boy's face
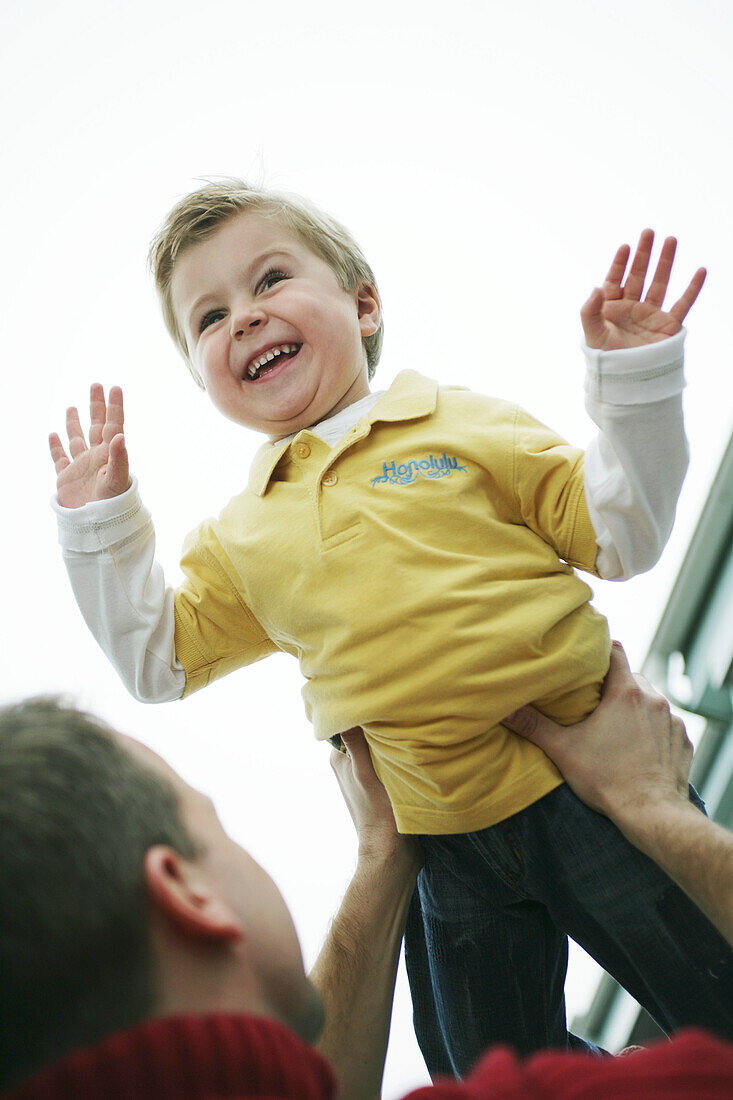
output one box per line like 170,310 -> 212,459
171,212 -> 380,440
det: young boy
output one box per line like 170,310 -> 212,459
50,181 -> 732,1077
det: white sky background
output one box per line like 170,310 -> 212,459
2,0 -> 732,1092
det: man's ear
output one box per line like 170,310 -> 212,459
356,283 -> 380,338
144,846 -> 244,943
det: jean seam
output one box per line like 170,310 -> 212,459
467,827 -> 527,893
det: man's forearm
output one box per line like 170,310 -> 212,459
617,795 -> 733,947
310,844 -> 419,1100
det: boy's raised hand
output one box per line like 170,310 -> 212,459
581,229 -> 706,350
49,384 -> 131,509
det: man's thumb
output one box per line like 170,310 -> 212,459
503,705 -> 549,746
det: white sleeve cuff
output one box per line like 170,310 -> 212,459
582,328 -> 689,581
52,477 -> 150,553
583,329 -> 686,406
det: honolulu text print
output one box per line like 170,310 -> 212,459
370,453 -> 468,486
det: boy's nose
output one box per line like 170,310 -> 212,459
230,305 -> 266,339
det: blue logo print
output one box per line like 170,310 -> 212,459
371,453 -> 468,486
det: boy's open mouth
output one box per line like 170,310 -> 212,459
244,343 -> 301,382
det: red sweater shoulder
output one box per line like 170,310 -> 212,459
401,1030 -> 733,1099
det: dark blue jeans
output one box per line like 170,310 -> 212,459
404,783 -> 733,1079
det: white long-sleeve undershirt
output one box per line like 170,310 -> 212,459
52,331 -> 689,703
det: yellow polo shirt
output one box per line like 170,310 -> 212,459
174,371 -> 611,833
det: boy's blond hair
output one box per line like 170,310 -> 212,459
148,179 -> 383,387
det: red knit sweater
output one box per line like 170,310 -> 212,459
5,1014 -> 335,1099
5,1015 -> 733,1099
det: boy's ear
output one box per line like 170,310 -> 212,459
144,846 -> 244,943
356,283 -> 380,337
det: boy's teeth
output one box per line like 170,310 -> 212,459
245,343 -> 296,379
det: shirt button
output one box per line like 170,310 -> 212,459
322,472 -> 338,487
295,443 -> 311,459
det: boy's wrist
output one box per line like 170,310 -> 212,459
52,474 -> 138,516
53,476 -> 148,553
583,328 -> 686,407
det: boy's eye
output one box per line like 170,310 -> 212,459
199,309 -> 226,333
259,268 -> 288,292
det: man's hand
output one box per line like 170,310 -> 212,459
49,384 -> 131,508
505,645 -> 733,947
330,728 -> 422,871
312,731 -> 421,1100
581,229 -> 706,350
503,642 -> 693,821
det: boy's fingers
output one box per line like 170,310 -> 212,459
107,433 -> 130,492
644,236 -> 677,307
103,386 -> 125,443
623,228 -> 655,300
65,407 -> 87,458
48,432 -> 70,473
89,383 -> 107,447
670,267 -> 707,324
580,288 -> 604,317
602,244 -> 630,296
108,385 -> 125,418
580,288 -> 607,347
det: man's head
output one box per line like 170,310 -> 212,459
0,699 -> 323,1092
149,180 -> 383,439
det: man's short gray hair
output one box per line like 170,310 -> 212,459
0,698 -> 202,1091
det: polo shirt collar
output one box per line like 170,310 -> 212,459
247,370 -> 438,496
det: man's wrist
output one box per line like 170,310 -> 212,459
612,789 -> 696,855
355,833 -> 422,884
312,831 -> 421,1100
